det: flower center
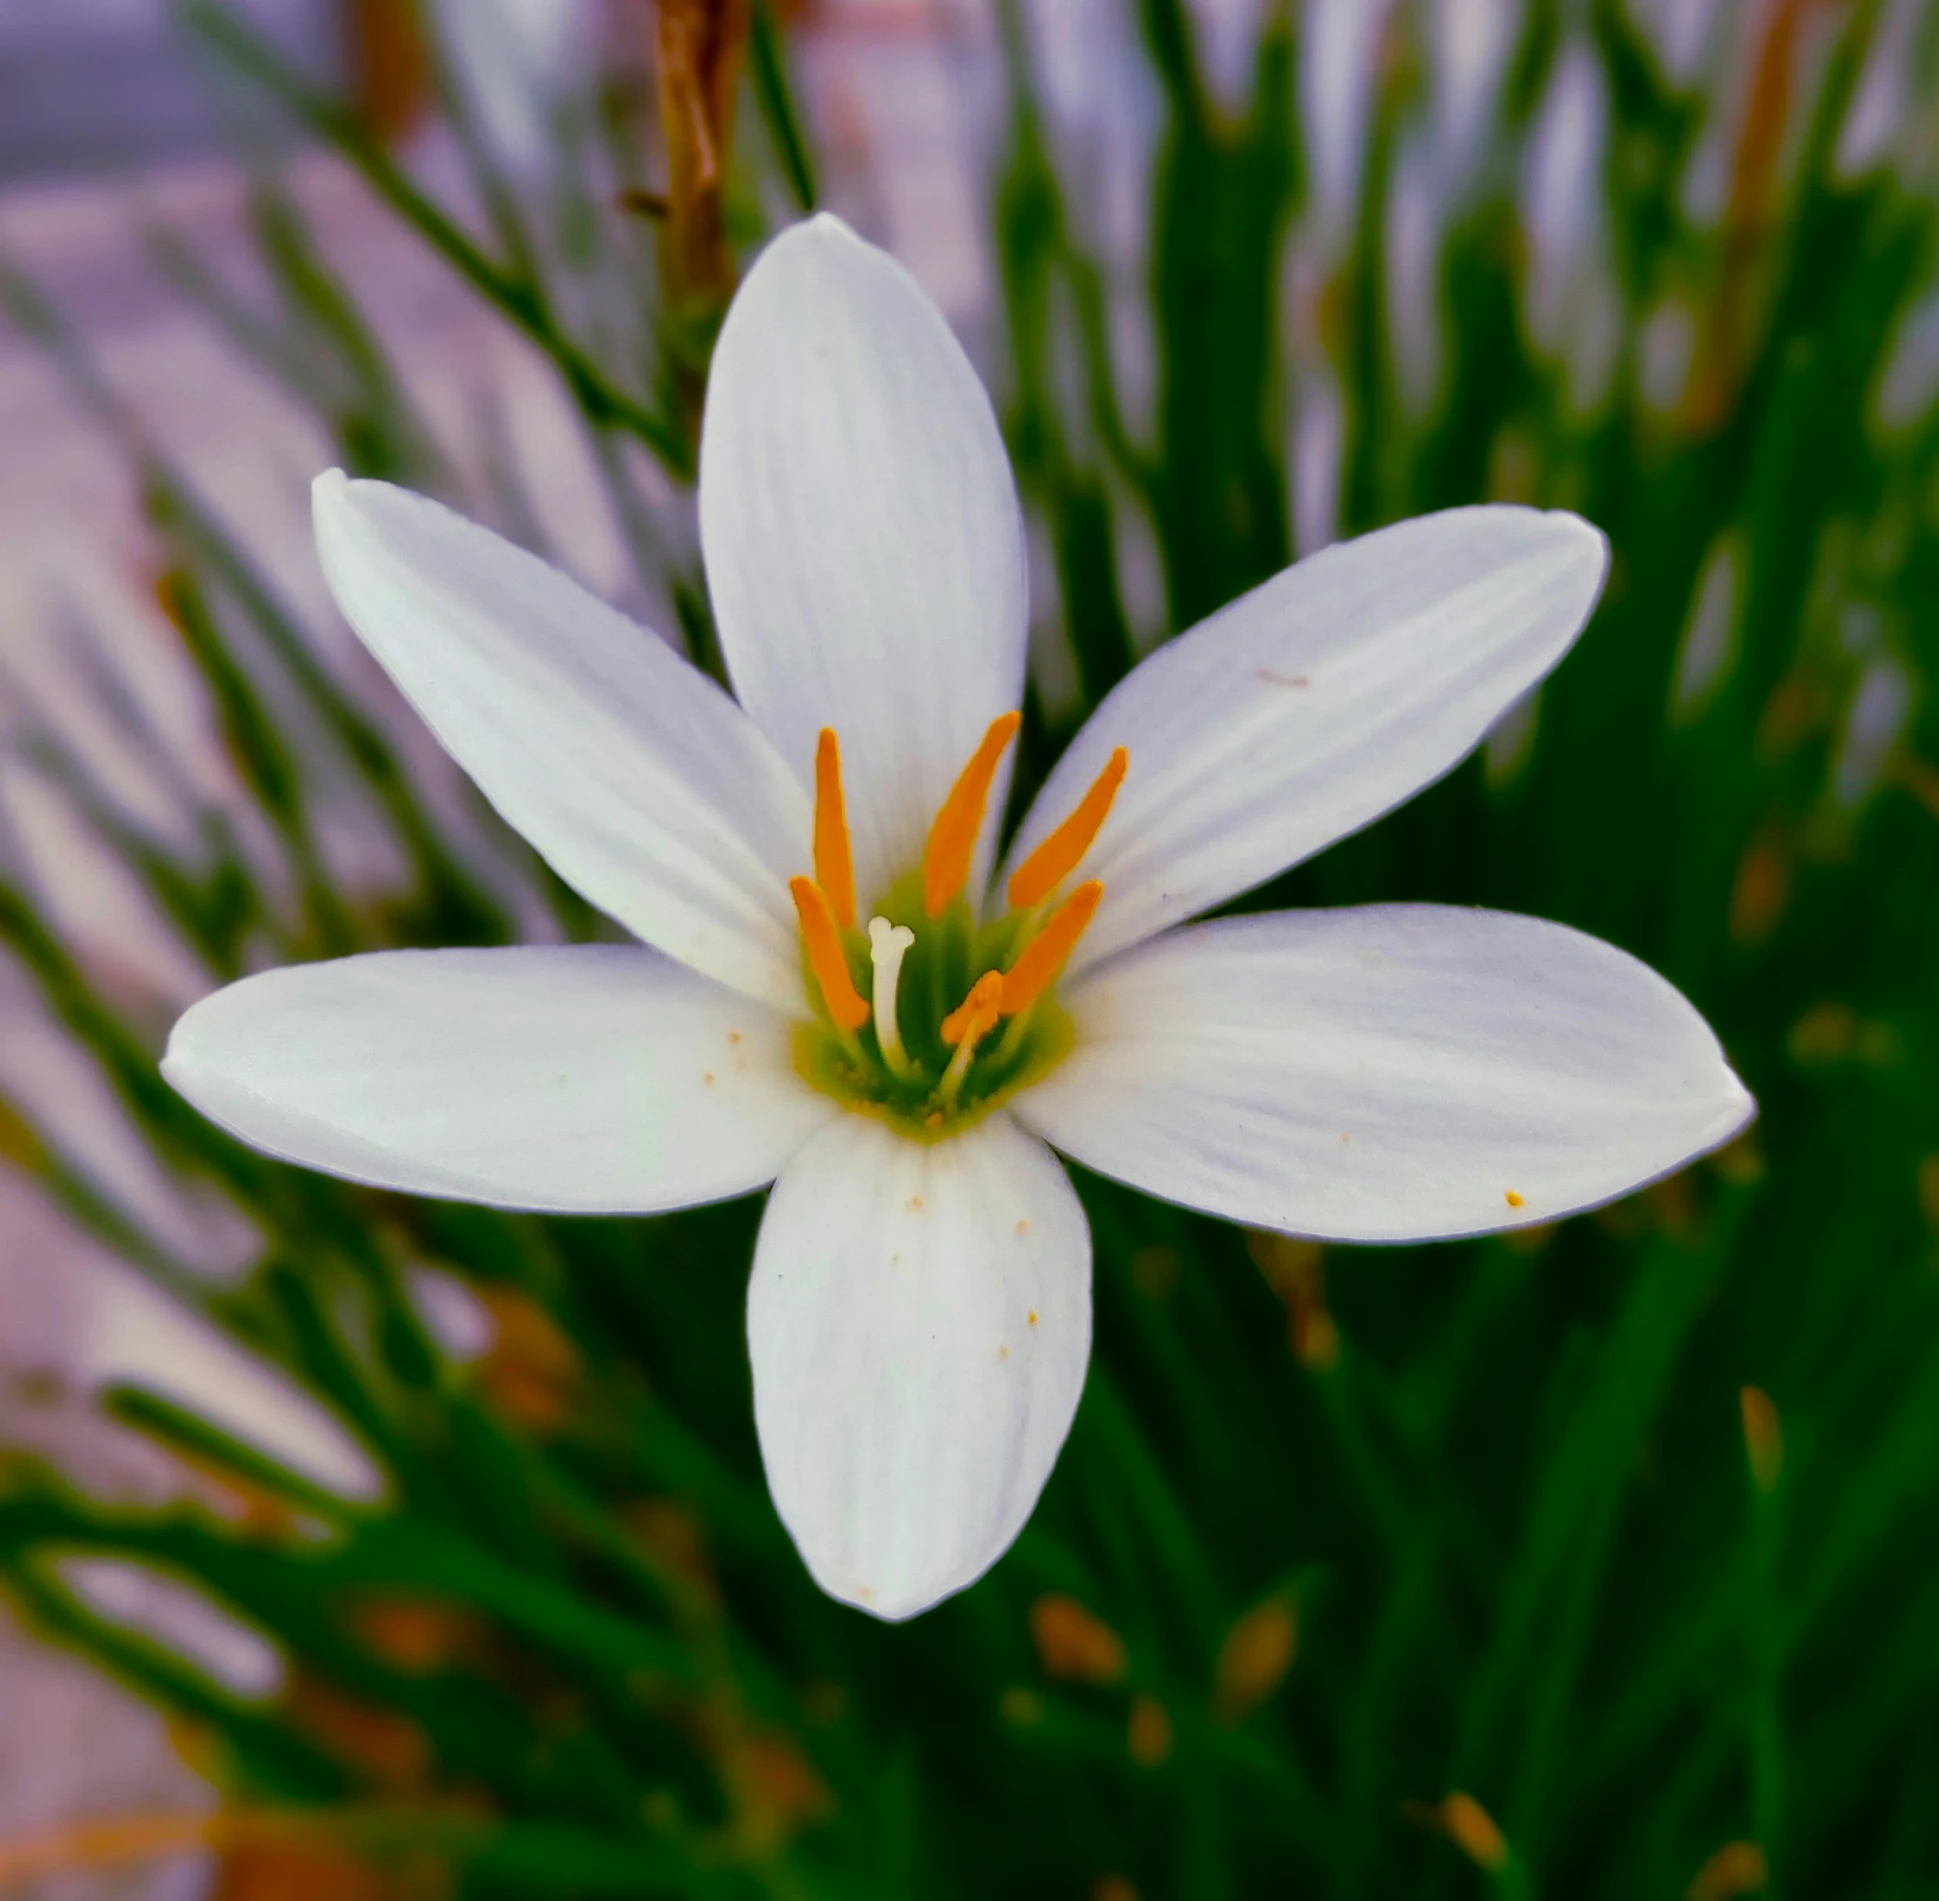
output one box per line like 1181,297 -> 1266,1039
787,716 -> 1127,1139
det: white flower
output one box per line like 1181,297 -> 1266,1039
163,215 -> 1753,1622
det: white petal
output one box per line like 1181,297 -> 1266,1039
748,1112 -> 1091,1621
163,946 -> 834,1214
1015,907 -> 1753,1243
1003,507 -> 1609,975
700,215 -> 1029,907
314,472 -> 810,1007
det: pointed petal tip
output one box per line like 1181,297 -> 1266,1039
779,1504 -> 1030,1625
1462,500 -> 1611,588
788,1494 -> 1027,1621
310,465 -> 392,555
749,210 -> 867,282
1511,1062 -> 1759,1228
1429,499 -> 1610,574
807,1559 -> 966,1624
1683,1009 -> 1759,1146
155,1042 -> 188,1105
848,1585 -> 967,1624
802,208 -> 860,243
1716,1066 -> 1760,1143
156,990 -> 262,1160
1545,505 -> 1613,586
1524,508 -> 1612,627
158,993 -> 214,1099
309,465 -> 359,531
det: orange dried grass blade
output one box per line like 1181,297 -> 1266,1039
654,0 -> 754,301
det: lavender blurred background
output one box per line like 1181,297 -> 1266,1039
0,5 -> 1061,1894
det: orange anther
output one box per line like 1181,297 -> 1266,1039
923,711 -> 1022,919
789,877 -> 869,1032
1436,1794 -> 1509,1873
1687,1840 -> 1768,1901
1212,1592 -> 1299,1723
941,971 -> 1004,1049
1000,881 -> 1102,1017
1030,1594 -> 1128,1685
813,729 -> 857,930
1740,1385 -> 1783,1493
1008,746 -> 1128,910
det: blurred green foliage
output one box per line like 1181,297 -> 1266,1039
2,1 -> 1939,1896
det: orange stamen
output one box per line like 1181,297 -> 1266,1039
1000,881 -> 1103,1017
789,876 -> 869,1032
941,970 -> 1004,1049
923,711 -> 1022,919
1008,747 -> 1128,910
813,729 -> 856,930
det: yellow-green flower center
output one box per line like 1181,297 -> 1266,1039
794,879 -> 1076,1140
786,718 -> 1126,1141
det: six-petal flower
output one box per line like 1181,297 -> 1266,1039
163,213 -> 1754,1622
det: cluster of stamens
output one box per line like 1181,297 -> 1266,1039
789,714 -> 1126,1137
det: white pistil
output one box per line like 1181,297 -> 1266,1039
867,916 -> 917,1077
